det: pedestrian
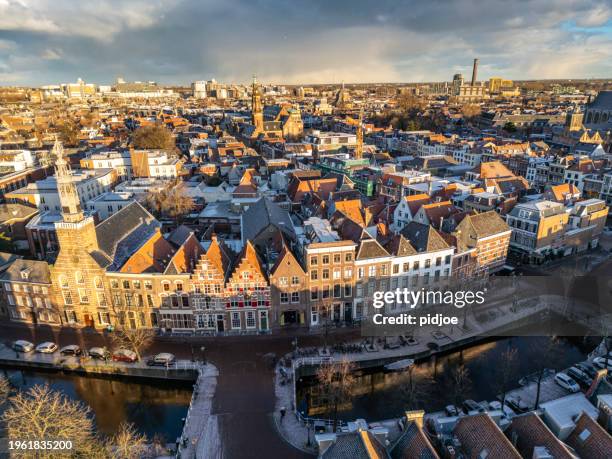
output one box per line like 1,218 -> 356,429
280,406 -> 286,423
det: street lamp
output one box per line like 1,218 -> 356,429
200,346 -> 206,365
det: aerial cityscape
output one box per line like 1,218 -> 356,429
1,1 -> 612,458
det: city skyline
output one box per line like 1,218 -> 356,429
1,0 -> 612,86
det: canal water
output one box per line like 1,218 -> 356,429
296,335 -> 599,421
1,370 -> 192,442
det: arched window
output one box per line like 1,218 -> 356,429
75,271 -> 84,284
586,112 -> 592,124
94,277 -> 103,289
594,112 -> 600,124
59,275 -> 68,288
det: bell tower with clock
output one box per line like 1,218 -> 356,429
49,138 -> 107,328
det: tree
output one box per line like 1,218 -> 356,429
105,422 -> 150,459
401,365 -> 432,410
316,359 -> 356,432
2,385 -> 103,458
132,125 -> 175,151
503,121 -> 517,133
495,347 -> 518,411
397,94 -> 426,111
111,326 -> 154,361
0,375 -> 10,404
58,120 -> 81,147
530,337 -> 562,409
461,104 -> 482,120
144,185 -> 194,222
450,364 -> 472,408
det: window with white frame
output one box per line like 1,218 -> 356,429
231,312 -> 241,329
63,291 -> 73,305
246,311 -> 256,328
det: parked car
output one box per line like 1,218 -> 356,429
593,357 -> 612,370
554,372 -> 580,393
88,347 -> 110,360
567,367 -> 592,388
12,340 -> 34,353
506,396 -> 529,413
35,342 -> 58,354
462,400 -> 484,413
112,349 -> 138,363
445,405 -> 459,416
59,345 -> 82,356
488,401 -> 502,411
146,353 -> 176,367
575,362 -> 598,379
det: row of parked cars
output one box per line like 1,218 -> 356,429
554,356 -> 612,393
445,356 -> 611,418
11,340 -> 176,366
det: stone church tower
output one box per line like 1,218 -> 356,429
49,139 -> 110,327
251,75 -> 264,132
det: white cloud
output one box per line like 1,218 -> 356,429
0,0 -> 176,41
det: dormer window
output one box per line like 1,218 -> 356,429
20,268 -> 31,280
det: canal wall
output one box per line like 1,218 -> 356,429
294,305 -> 550,378
0,344 -> 199,382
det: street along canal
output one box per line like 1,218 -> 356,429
296,335 -> 600,421
1,369 -> 192,442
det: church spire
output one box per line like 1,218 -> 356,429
251,74 -> 263,131
53,137 -> 84,223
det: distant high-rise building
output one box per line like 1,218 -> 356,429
192,81 -> 207,99
63,78 -> 96,99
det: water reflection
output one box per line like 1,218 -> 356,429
2,370 -> 192,441
297,336 -> 597,421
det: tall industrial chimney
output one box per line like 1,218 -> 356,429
471,58 -> 479,86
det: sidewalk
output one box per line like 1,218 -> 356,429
176,363 -> 219,459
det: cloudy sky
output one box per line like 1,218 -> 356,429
1,0 -> 611,86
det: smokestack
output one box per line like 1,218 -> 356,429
471,58 -> 479,86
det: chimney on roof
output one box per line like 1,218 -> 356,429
471,58 -> 479,86
404,410 -> 425,429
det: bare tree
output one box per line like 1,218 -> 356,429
461,104 -> 482,120
111,326 -> 154,361
132,125 -> 175,151
450,364 -> 472,408
0,375 -> 10,404
58,120 -> 81,147
2,385 -> 104,458
105,422 -> 150,459
144,184 -> 194,222
401,365 -> 432,410
495,347 -> 518,411
530,337 -> 562,409
316,359 -> 356,432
